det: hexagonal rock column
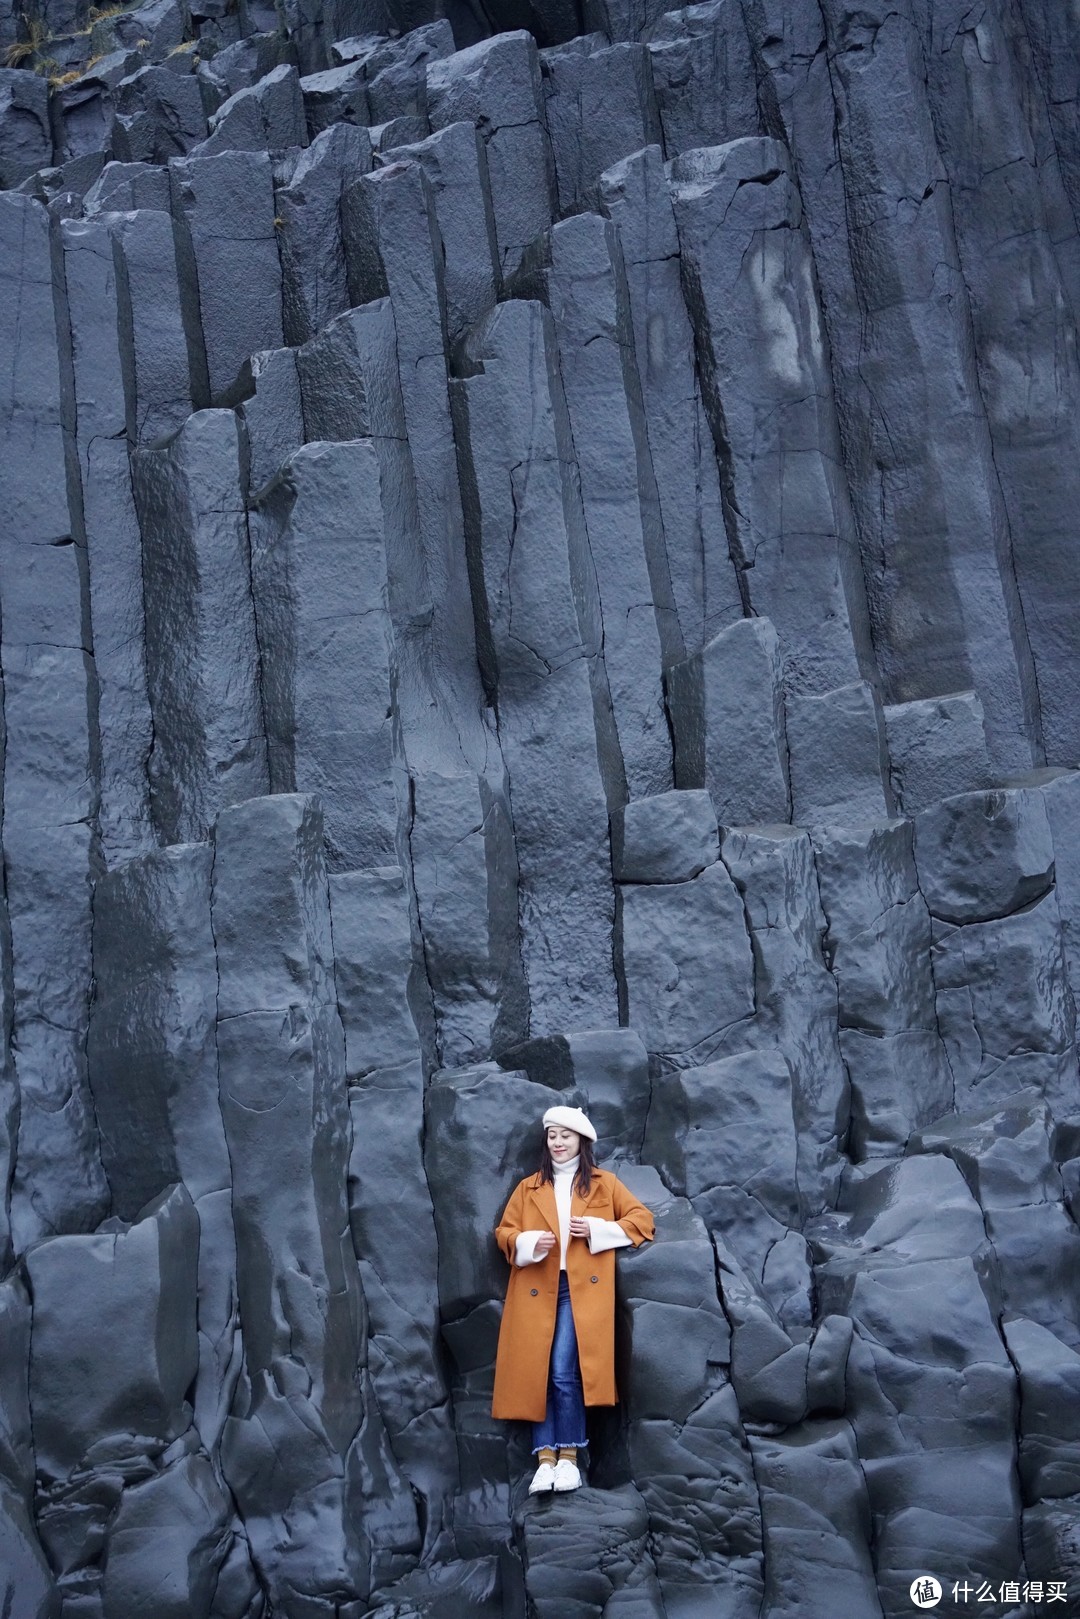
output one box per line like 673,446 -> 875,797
805,0 -> 1041,772
58,213 -> 155,866
599,143 -> 739,656
747,1419 -> 880,1619
522,211 -> 678,795
212,793 -> 418,1612
425,32 -> 555,280
26,1184 -> 255,1619
668,137 -> 872,696
644,1049 -> 800,1283
900,0 -> 1080,765
785,681 -> 892,826
883,692 -> 991,817
0,69 -> 51,188
811,819 -> 951,1158
133,408 -> 269,845
914,787 -> 1077,1112
609,1166 -> 764,1619
452,297 -> 620,1036
646,0 -> 758,156
108,206 -> 198,445
249,437 -> 400,875
87,841 -> 237,1447
539,35 -> 661,218
168,149 -> 285,408
276,122 -> 373,347
0,191 -> 108,1251
340,162 -> 523,1068
722,825 -> 849,1213
382,120 -> 502,350
515,1484 -> 666,1619
332,866 -> 454,1553
612,792 -> 734,1078
910,1094 -> 1080,1353
667,617 -> 790,826
0,1276 -> 55,1619
810,1155 -> 1022,1616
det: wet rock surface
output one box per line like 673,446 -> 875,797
1,0 -> 1080,1613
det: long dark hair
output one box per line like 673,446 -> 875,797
536,1133 -> 596,1197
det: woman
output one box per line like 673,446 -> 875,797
491,1105 -> 655,1494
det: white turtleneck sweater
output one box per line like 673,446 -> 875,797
514,1156 -> 633,1270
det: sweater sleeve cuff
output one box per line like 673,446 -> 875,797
585,1217 -> 634,1254
515,1231 -> 547,1266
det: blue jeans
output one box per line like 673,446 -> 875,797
532,1273 -> 587,1453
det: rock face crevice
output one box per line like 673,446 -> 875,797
1,0 -> 1080,1615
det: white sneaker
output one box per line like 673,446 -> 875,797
552,1458 -> 582,1492
528,1461 -> 557,1494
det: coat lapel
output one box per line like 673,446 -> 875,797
530,1178 -> 558,1235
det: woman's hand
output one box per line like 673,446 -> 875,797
568,1216 -> 590,1239
535,1230 -> 558,1255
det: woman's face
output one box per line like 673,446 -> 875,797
546,1125 -> 581,1162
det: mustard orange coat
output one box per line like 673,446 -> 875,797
491,1167 -> 655,1421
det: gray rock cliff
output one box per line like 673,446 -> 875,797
0,0 -> 1079,1613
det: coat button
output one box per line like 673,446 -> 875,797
530,1288 -> 538,1296
590,1275 -> 599,1284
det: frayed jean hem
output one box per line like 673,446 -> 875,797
531,1273 -> 588,1455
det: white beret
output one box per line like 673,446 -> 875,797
542,1105 -> 597,1143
